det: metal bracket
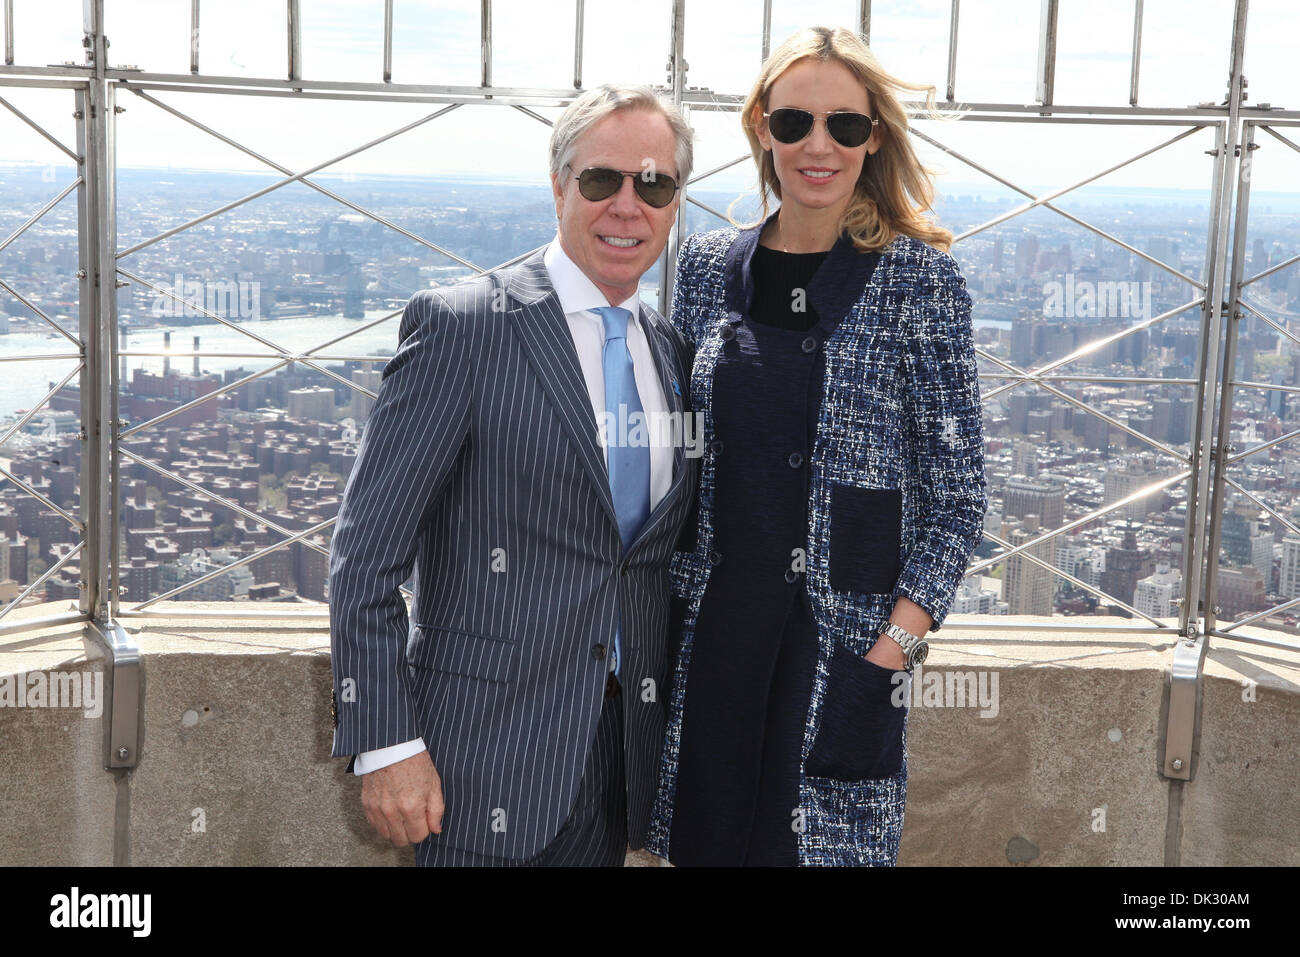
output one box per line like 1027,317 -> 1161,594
88,618 -> 141,769
1162,620 -> 1205,780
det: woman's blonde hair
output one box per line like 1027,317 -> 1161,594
738,26 -> 953,253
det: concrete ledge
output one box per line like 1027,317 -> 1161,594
1,605 -> 1297,866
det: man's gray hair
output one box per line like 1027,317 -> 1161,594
549,84 -> 694,188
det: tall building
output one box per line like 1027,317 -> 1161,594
1101,526 -> 1156,613
1003,515 -> 1056,616
1135,561 -> 1182,618
1280,534 -> 1300,601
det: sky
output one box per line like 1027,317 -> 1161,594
1,1 -> 1299,200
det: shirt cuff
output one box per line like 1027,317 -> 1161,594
352,738 -> 427,775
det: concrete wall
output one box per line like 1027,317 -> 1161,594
2,605 -> 1297,866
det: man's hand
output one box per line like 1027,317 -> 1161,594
361,750 -> 445,847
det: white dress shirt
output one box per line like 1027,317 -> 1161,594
353,237 -> 672,775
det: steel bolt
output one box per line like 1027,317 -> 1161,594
117,747 -> 129,760
1171,758 -> 1183,771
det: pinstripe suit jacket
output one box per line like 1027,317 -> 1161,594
328,251 -> 697,860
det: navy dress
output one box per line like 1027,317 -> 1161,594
668,242 -> 880,866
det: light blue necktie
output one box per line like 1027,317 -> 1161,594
596,305 -> 651,678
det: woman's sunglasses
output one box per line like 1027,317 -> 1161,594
763,108 -> 878,149
569,165 -> 681,208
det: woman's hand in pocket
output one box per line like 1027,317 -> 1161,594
864,633 -> 908,671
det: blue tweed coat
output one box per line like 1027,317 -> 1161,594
646,215 -> 988,866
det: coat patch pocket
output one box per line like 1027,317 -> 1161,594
408,626 -> 519,684
829,484 -> 903,595
805,644 -> 907,781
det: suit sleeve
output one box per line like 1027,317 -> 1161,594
890,250 -> 988,632
329,289 -> 470,756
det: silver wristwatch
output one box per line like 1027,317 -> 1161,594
881,621 -> 929,670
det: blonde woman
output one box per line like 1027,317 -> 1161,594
647,26 -> 987,866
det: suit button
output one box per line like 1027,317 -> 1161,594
710,439 -> 723,455
788,452 -> 803,468
709,549 -> 722,567
592,644 -> 607,660
720,324 -> 736,342
801,336 -> 818,354
784,568 -> 800,584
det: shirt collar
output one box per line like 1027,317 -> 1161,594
543,235 -> 643,322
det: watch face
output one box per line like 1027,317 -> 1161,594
911,643 -> 929,667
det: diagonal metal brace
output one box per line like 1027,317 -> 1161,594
1162,622 -> 1206,780
89,618 -> 141,769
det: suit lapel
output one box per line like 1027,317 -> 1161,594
629,306 -> 691,554
505,254 -> 619,531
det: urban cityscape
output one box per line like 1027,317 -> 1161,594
2,163 -> 1299,635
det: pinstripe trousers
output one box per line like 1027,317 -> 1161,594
414,681 -> 628,867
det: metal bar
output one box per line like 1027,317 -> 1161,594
573,0 -> 583,88
688,154 -> 748,184
0,177 -> 82,255
116,355 -> 293,438
0,610 -> 90,638
1036,0 -> 1059,107
117,609 -> 331,619
1219,477 -> 1300,548
1240,248 -> 1300,287
946,0 -> 960,103
288,0 -> 301,83
118,448 -> 332,561
859,0 -> 871,44
0,94 -> 81,160
1217,593 -> 1300,631
1129,0 -> 1144,106
658,0 -> 686,318
0,541 -> 85,620
0,352 -> 83,361
685,194 -> 731,222
1162,0 -> 1250,785
979,297 -> 1207,402
954,125 -> 1207,242
1205,629 -> 1300,653
0,275 -> 84,346
128,517 -> 335,610
383,0 -> 392,83
1237,297 -> 1300,351
128,88 -> 488,274
1164,630 -> 1203,779
87,619 -> 140,769
116,103 -> 461,260
980,528 -> 1166,625
910,126 -> 1205,288
761,0 -> 772,62
190,0 -> 200,74
966,470 -> 1190,575
481,0 -> 491,89
3,0 -> 12,65
0,362 -> 85,448
981,374 -> 1200,385
1189,0 -> 1249,641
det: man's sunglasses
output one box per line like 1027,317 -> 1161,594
569,165 -> 681,208
763,108 -> 878,148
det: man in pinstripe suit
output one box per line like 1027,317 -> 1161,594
329,85 -> 698,866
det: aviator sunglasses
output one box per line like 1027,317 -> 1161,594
763,107 -> 878,148
568,164 -> 681,208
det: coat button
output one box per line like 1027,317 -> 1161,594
801,336 -> 818,353
784,568 -> 799,584
709,549 -> 722,567
720,324 -> 736,342
592,644 -> 607,660
788,452 -> 803,468
710,439 -> 724,455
